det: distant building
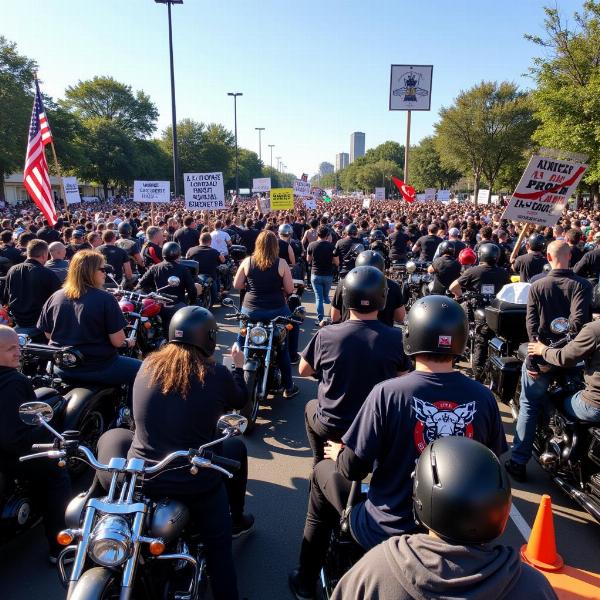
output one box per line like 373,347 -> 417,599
336,152 -> 349,171
350,132 -> 365,163
319,162 -> 334,176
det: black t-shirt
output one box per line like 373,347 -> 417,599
143,242 -> 163,268
278,239 -> 292,264
333,237 -> 364,276
138,261 -> 197,304
431,255 -> 461,293
98,244 -> 130,281
186,246 -> 221,278
457,264 -> 510,297
37,287 -> 127,366
414,235 -> 441,261
513,253 -> 548,282
36,227 -> 61,243
343,370 -> 508,549
239,228 -> 259,254
66,242 -> 92,260
573,248 -> 600,279
569,245 -> 584,268
388,230 -> 409,261
173,227 -> 200,256
292,222 -> 306,241
307,239 -> 335,276
301,320 -> 411,432
0,245 -> 25,265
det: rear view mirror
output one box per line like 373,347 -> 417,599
222,297 -> 235,307
217,413 -> 248,435
19,401 -> 54,426
167,276 -> 180,287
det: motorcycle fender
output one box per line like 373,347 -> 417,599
243,359 -> 260,373
68,567 -> 115,600
62,386 -> 116,430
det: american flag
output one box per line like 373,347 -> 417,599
23,80 -> 57,225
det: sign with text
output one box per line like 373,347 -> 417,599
477,189 -> 490,204
133,180 -> 170,203
293,179 -> 311,197
389,64 -> 433,111
252,177 -> 271,193
63,177 -> 81,204
437,189 -> 451,201
303,198 -> 317,210
258,197 -> 270,213
270,188 -> 294,210
375,187 -> 385,200
501,155 -> 588,227
184,172 -> 225,210
362,198 -> 371,209
424,188 -> 436,202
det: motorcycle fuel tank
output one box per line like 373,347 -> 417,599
141,298 -> 161,317
148,499 -> 190,541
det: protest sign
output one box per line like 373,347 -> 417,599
252,178 -> 271,193
437,189 -> 451,201
416,193 -> 427,202
293,179 -> 311,197
389,65 -> 433,111
303,198 -> 317,210
63,176 -> 81,204
258,197 -> 270,213
424,188 -> 436,201
501,155 -> 588,227
184,172 -> 225,210
270,188 -> 294,210
82,196 -> 97,202
133,180 -> 170,203
477,189 -> 490,204
375,187 -> 385,200
362,198 -> 372,209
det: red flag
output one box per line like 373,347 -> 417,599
23,80 -> 57,225
391,176 -> 415,203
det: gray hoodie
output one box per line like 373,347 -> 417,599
331,533 -> 558,600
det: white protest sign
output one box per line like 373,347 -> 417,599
424,188 -> 436,201
303,198 -> 317,210
293,179 -> 312,197
501,155 -> 588,227
252,178 -> 271,193
81,196 -> 97,203
375,187 -> 385,200
416,193 -> 427,202
362,198 -> 371,209
477,189 -> 490,204
133,180 -> 170,203
389,64 -> 433,111
184,172 -> 225,210
437,189 -> 451,201
62,177 -> 81,204
258,197 -> 270,213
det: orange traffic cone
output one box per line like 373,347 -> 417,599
521,494 -> 564,572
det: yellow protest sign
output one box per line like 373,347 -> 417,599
270,188 -> 294,210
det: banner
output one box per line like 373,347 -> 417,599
477,189 -> 490,204
63,177 -> 81,204
374,187 -> 385,200
258,197 -> 270,213
424,188 -> 436,202
501,154 -> 588,227
293,179 -> 311,197
389,64 -> 433,111
437,189 -> 451,201
252,177 -> 271,193
133,180 -> 170,203
362,198 -> 372,209
82,196 -> 97,203
270,188 -> 294,210
416,193 -> 427,202
303,198 -> 317,210
184,172 -> 225,210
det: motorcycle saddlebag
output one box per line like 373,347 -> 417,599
488,355 -> 522,405
485,298 -> 527,341
179,259 -> 199,277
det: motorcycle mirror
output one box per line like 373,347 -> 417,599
293,306 -> 306,319
216,413 -> 248,435
550,317 -> 569,335
222,297 -> 235,307
19,401 -> 54,426
406,261 -> 417,274
167,276 -> 180,287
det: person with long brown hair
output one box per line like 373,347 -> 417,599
37,249 -> 141,388
233,229 -> 299,398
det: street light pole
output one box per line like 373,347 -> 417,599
276,156 -> 281,172
155,0 -> 183,198
268,144 -> 275,170
255,127 -> 265,161
227,92 -> 243,195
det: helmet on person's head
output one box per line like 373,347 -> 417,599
458,247 -> 477,266
345,223 -> 358,236
355,250 -> 385,273
369,229 -> 386,243
162,241 -> 181,262
168,306 -> 218,357
413,436 -> 511,544
478,243 -> 501,266
527,233 -> 546,252
438,240 -> 456,257
118,222 -> 132,237
342,266 -> 388,313
404,295 -> 467,356
278,223 -> 293,238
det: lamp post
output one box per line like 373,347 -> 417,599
227,92 -> 243,195
155,0 -> 183,198
276,156 -> 282,172
268,144 -> 275,169
255,127 -> 265,161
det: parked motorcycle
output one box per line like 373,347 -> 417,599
178,260 -> 215,310
222,297 -> 305,432
17,401 -> 248,600
400,260 -> 432,310
458,291 -> 495,375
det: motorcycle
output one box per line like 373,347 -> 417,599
222,297 -> 305,432
17,401 -> 248,600
400,260 -> 432,310
178,260 -> 215,310
457,291 -> 495,375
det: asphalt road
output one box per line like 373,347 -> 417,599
1,289 -> 600,599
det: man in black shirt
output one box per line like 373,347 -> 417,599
0,229 -> 24,265
98,230 -> 132,285
333,224 -> 364,278
428,240 -> 461,294
142,226 -> 164,269
3,239 -> 61,336
278,224 -> 296,266
412,223 -> 441,261
307,226 -> 338,323
116,222 -> 144,272
511,233 -> 548,282
173,215 -> 200,256
573,243 -> 600,279
46,242 -> 70,283
186,232 -> 224,302
239,219 -> 259,254
65,229 -> 91,260
388,223 -> 410,263
34,219 -> 61,244
566,228 -> 584,268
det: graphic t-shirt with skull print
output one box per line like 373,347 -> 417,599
342,369 -> 507,549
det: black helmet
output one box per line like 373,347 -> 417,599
342,266 -> 387,313
355,250 -> 385,273
118,222 -> 132,237
478,243 -> 501,265
528,233 -> 546,252
369,229 -> 386,242
168,306 -> 218,357
278,223 -> 293,237
162,241 -> 181,261
413,436 -> 511,544
404,295 -> 467,356
438,240 -> 456,257
345,223 -> 358,236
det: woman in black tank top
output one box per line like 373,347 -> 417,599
233,230 -> 299,398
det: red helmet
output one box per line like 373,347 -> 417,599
0,307 -> 10,326
458,247 -> 477,266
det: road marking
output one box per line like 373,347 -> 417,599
510,503 -> 532,541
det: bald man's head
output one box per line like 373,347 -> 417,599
547,240 -> 571,269
0,325 -> 20,369
49,241 -> 66,260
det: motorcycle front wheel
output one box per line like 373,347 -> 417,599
69,567 -> 119,600
241,369 -> 262,433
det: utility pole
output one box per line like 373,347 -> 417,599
255,127 -> 265,161
268,144 -> 275,169
227,92 -> 243,195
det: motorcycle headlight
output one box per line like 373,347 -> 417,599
88,515 -> 132,567
406,261 -> 417,274
248,326 -> 268,345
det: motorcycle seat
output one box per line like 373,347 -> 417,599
517,342 -> 529,362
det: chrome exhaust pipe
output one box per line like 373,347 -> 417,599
553,475 -> 600,523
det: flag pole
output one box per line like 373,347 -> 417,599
404,110 -> 411,184
48,141 -> 70,221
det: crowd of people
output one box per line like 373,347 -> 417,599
3,193 -> 600,599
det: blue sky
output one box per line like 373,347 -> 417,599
3,0 -> 584,177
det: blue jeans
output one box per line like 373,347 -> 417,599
512,362 -> 552,465
236,305 -> 294,390
563,391 -> 600,422
311,275 -> 333,322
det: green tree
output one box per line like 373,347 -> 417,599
133,139 -> 171,181
62,76 -> 158,137
364,141 -> 405,167
527,2 -> 600,203
229,149 -> 262,191
410,136 -> 461,191
0,37 -> 37,201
